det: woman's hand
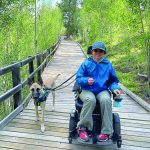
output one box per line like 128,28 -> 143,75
88,78 -> 94,85
113,89 -> 121,96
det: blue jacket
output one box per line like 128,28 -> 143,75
76,57 -> 120,94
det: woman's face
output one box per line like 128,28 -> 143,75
92,49 -> 105,62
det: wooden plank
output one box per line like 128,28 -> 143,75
3,126 -> 68,137
122,130 -> 150,138
121,118 -> 150,125
120,145 -> 150,150
118,112 -> 150,121
0,141 -> 68,150
123,140 -> 150,148
7,123 -> 68,133
11,118 -> 68,128
15,115 -> 69,124
122,135 -> 150,143
18,112 -> 69,120
0,135 -> 84,150
24,108 -> 69,116
121,125 -> 150,133
0,130 -> 68,143
0,148 -> 14,150
121,121 -> 150,129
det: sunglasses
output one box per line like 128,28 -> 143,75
93,49 -> 104,53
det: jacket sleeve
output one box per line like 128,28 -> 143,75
108,64 -> 120,92
76,62 -> 89,87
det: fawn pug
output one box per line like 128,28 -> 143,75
28,74 -> 60,132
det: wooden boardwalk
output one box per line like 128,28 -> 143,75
0,40 -> 150,150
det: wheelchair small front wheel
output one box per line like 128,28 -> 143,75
117,139 -> 122,148
68,137 -> 72,144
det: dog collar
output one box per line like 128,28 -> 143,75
38,90 -> 50,102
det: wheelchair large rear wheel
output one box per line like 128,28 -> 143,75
68,111 -> 77,143
112,113 -> 122,148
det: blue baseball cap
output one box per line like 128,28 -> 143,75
92,42 -> 106,53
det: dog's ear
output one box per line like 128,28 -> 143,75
38,77 -> 43,86
28,78 -> 33,87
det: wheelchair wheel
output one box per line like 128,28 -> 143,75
117,139 -> 122,148
68,111 -> 77,143
68,137 -> 72,144
112,113 -> 121,142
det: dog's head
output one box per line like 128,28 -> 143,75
28,78 -> 43,101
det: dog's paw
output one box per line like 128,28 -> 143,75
41,125 -> 45,132
52,107 -> 55,111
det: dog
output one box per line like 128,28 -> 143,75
28,74 -> 60,132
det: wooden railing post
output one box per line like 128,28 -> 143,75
49,47 -> 52,60
37,53 -> 41,81
45,50 -> 48,66
41,52 -> 46,72
47,48 -> 50,63
146,39 -> 150,96
12,62 -> 22,109
28,56 -> 34,82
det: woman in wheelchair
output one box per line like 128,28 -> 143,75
76,41 -> 121,142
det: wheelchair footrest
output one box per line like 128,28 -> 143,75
76,137 -> 114,146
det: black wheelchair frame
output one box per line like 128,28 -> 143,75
68,89 -> 122,148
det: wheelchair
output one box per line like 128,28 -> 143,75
68,83 -> 122,148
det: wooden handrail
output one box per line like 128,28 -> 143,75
0,84 -> 22,103
21,56 -> 35,67
0,62 -> 21,76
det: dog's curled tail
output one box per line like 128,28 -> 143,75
54,73 -> 61,81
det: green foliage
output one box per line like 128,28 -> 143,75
0,1 -> 63,67
0,1 -> 63,120
37,4 -> 63,51
58,0 -> 79,36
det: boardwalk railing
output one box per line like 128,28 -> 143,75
0,39 -> 60,129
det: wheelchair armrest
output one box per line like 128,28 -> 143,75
72,82 -> 82,93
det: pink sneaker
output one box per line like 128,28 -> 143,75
77,127 -> 89,142
97,134 -> 109,142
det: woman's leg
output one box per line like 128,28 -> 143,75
96,90 -> 113,134
77,90 -> 96,131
